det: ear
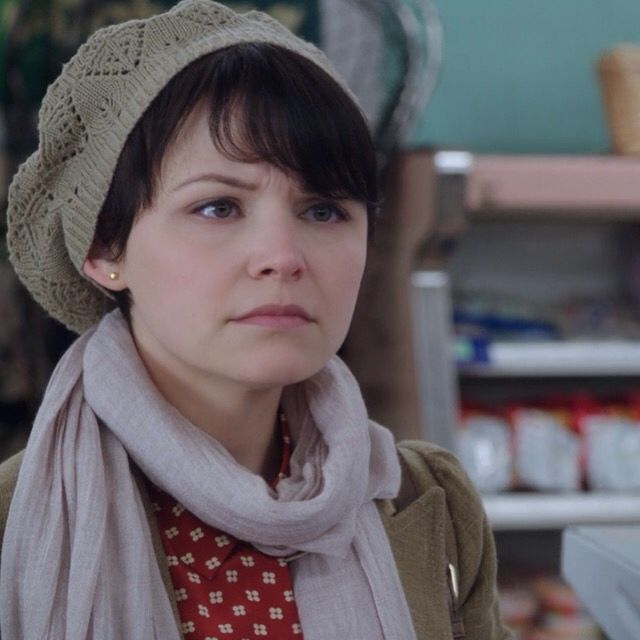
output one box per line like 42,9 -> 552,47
82,244 -> 128,292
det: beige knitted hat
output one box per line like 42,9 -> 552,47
6,0 -> 353,334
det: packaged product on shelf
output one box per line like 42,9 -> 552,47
453,333 -> 490,366
499,574 -> 603,640
457,414 -> 512,493
498,582 -> 537,639
453,292 -> 559,342
454,290 -> 640,346
460,391 -> 640,494
511,409 -> 581,492
583,415 -> 640,490
556,296 -> 640,340
530,576 -> 602,640
527,618 -> 601,640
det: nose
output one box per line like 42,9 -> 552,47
247,217 -> 306,282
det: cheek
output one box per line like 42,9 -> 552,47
338,235 -> 367,289
321,238 -> 367,318
122,225 -> 222,322
127,246 -> 189,305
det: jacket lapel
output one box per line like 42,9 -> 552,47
377,485 -> 452,640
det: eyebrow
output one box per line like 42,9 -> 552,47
171,172 -> 259,192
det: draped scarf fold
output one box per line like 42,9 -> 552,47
0,310 -> 416,639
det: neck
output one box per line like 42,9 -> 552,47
134,341 -> 284,481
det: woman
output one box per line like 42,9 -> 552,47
0,1 -> 511,638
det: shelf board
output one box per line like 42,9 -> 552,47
464,155 -> 640,216
483,492 -> 640,531
458,340 -> 640,377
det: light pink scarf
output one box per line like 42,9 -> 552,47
0,310 -> 416,639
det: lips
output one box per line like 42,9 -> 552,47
234,304 -> 312,322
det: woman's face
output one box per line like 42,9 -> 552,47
94,102 -> 368,390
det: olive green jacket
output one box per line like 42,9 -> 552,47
0,440 -> 512,640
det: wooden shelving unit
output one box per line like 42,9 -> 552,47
412,152 -> 640,532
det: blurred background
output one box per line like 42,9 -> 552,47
3,1 -> 640,638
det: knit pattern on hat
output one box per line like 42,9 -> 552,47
6,0 -> 352,334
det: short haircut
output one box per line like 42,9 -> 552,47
93,42 -> 380,321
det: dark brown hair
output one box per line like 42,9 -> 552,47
94,42 -> 380,320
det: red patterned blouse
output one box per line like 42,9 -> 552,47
147,414 -> 304,639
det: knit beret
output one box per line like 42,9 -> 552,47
6,0 -> 353,334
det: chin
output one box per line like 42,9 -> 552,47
234,349 -> 330,389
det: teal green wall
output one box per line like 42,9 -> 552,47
410,1 -> 640,153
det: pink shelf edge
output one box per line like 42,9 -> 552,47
465,155 -> 640,212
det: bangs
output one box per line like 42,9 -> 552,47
141,43 -> 379,211
202,44 -> 377,205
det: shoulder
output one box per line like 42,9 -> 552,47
396,439 -> 485,526
396,439 -> 487,561
0,450 -> 24,544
